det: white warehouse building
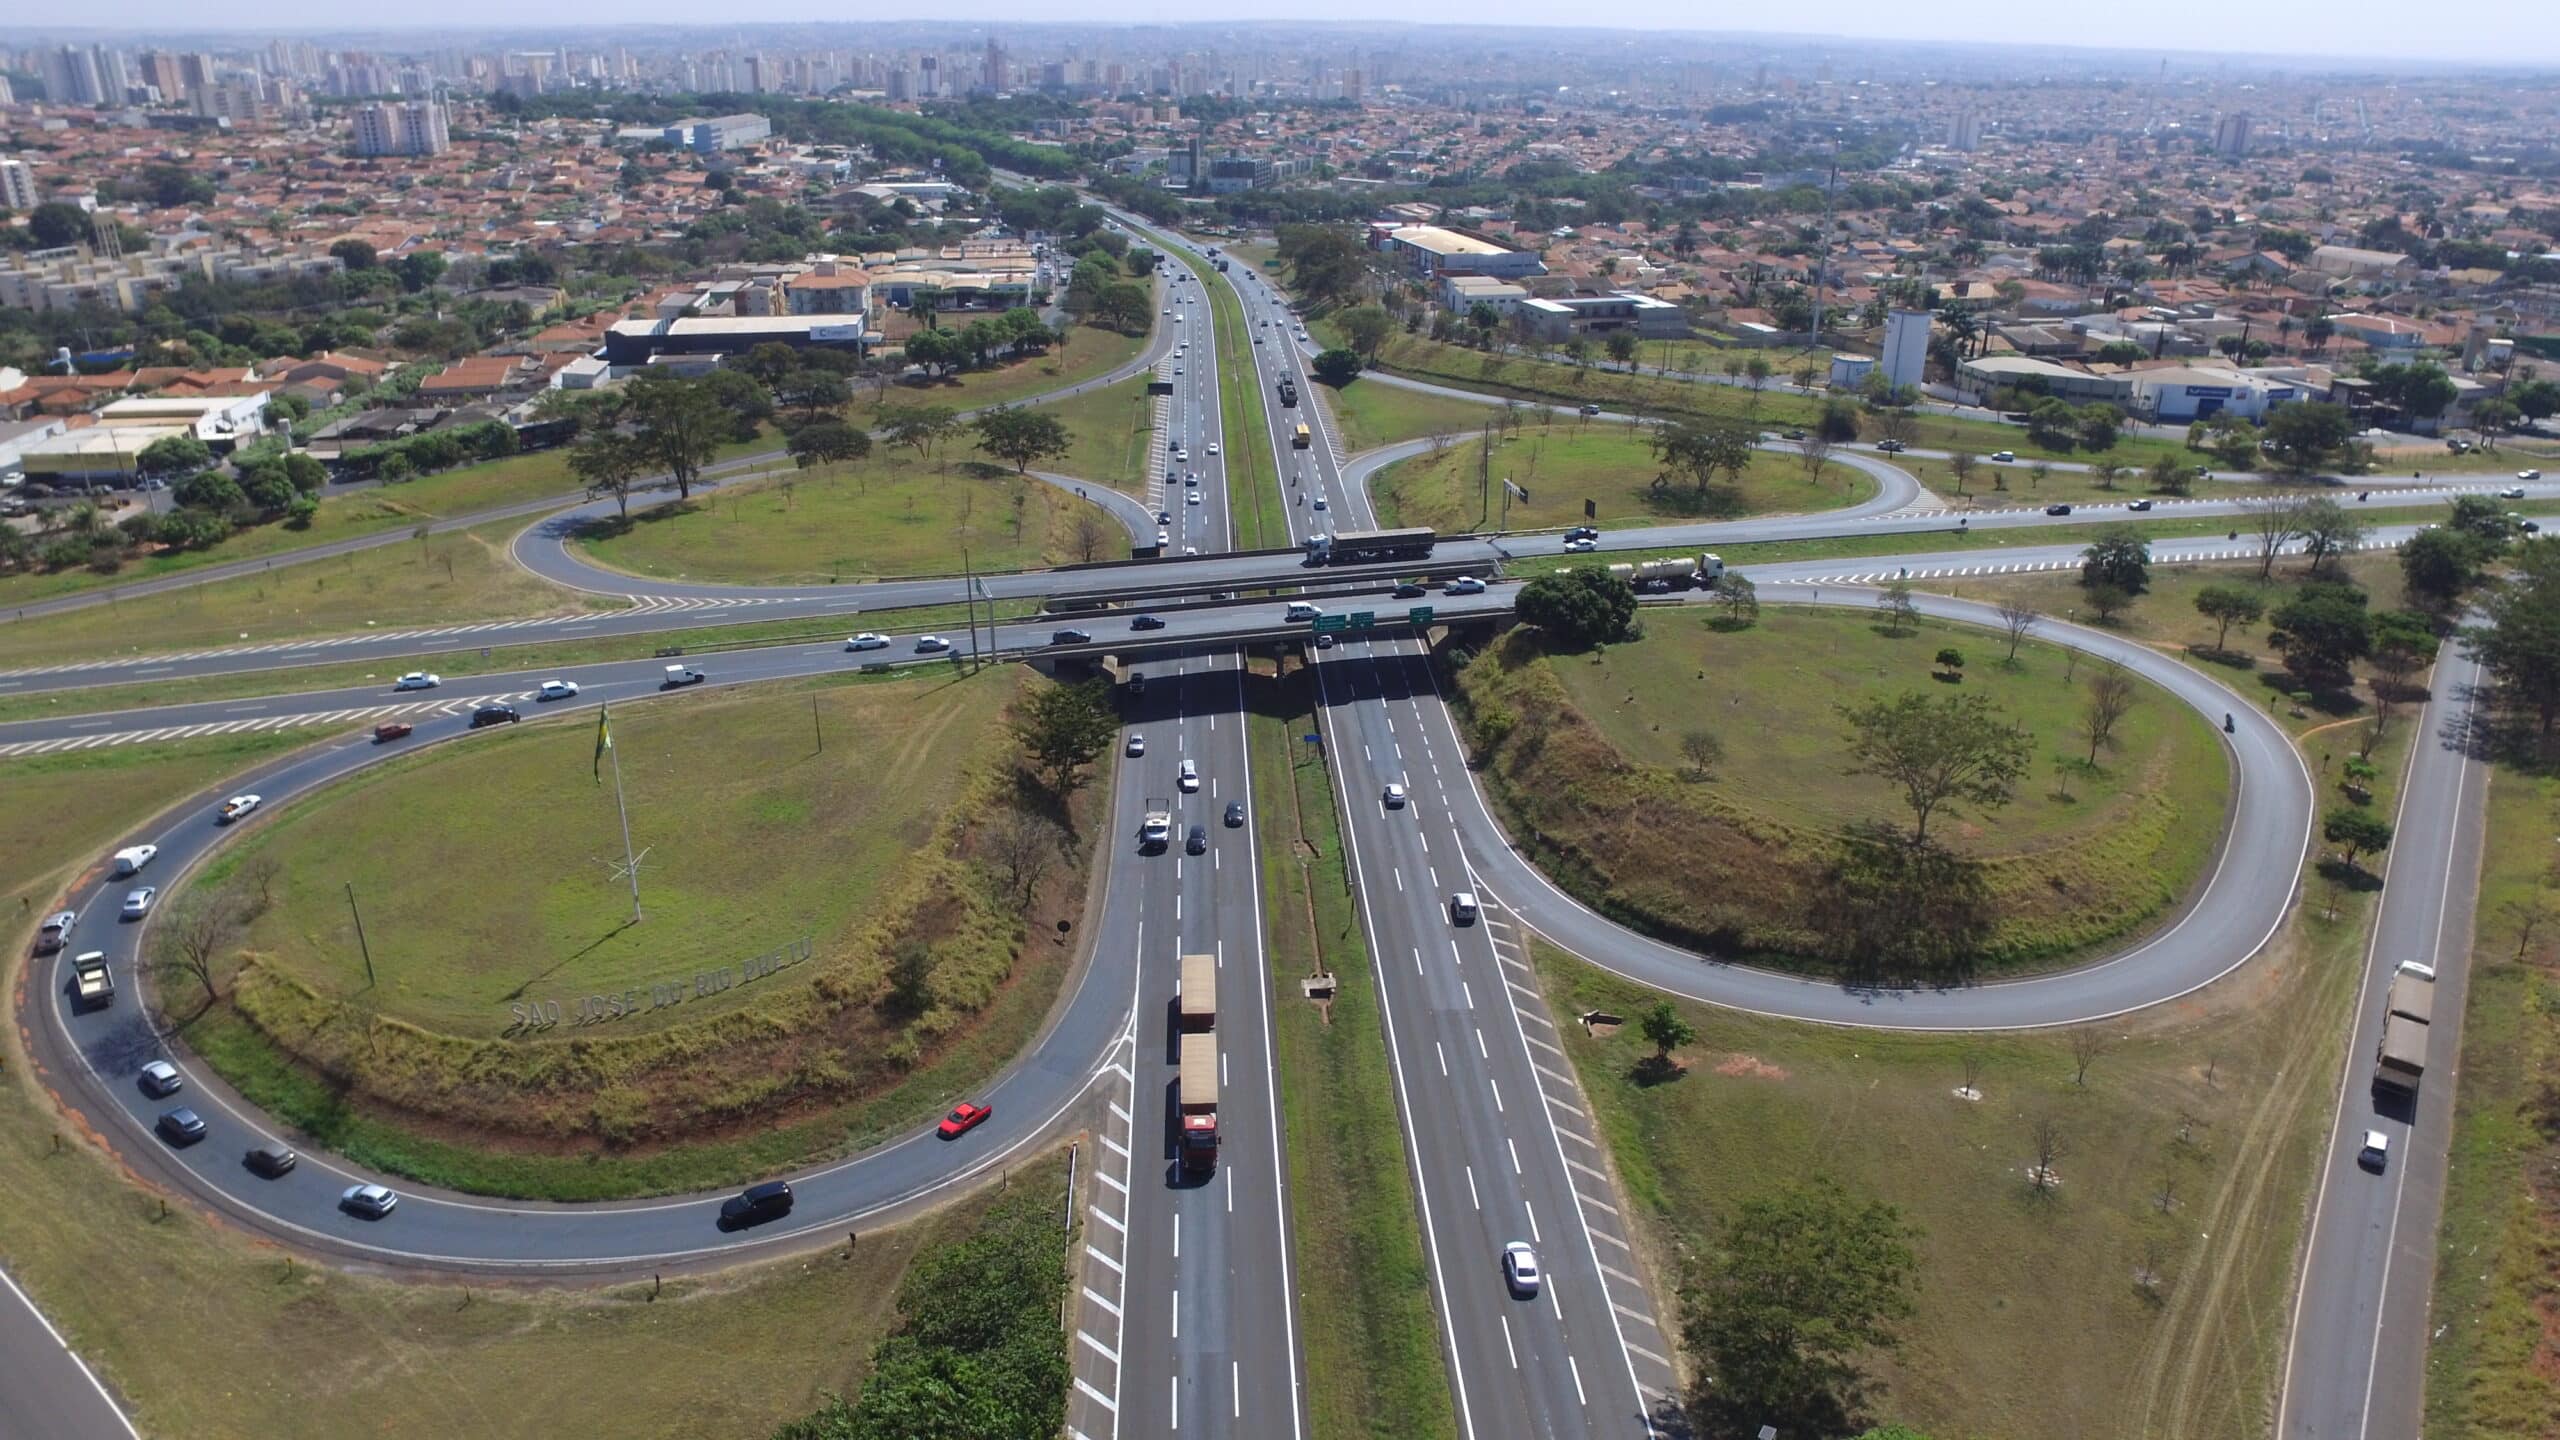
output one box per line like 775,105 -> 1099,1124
2129,366 -> 2304,423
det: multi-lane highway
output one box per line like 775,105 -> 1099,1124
5,213 -> 2526,1440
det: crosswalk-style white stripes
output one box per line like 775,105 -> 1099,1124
1068,1040 -> 1137,1440
0,597 -> 786,679
1768,534 -> 2411,590
0,692 -> 533,759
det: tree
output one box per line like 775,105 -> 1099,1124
1605,331 -> 1640,365
1934,647 -> 1965,680
2194,584 -> 2266,651
1996,600 -> 2040,663
1515,567 -> 1638,648
329,237 -> 378,270
27,202 -> 90,249
1311,347 -> 1363,387
781,368 -> 852,419
2447,494 -> 2521,550
2080,525 -> 2151,595
1817,396 -> 1863,443
1651,419 -> 1756,496
1713,571 -> 1760,626
1068,512 -> 1110,564
2081,664 -> 2140,765
1009,679 -> 1117,794
1335,304 -> 1394,363
2271,582 -> 2374,682
1640,1001 -> 1696,1061
880,405 -> 962,461
902,326 -> 965,378
2399,526 -> 2485,608
970,407 -> 1071,474
2324,808 -> 2394,869
2240,494 -> 2310,580
787,420 -> 867,471
137,433 -> 214,480
2370,610 -> 2438,701
1678,729 -> 1726,779
282,452 -> 328,494
2296,498 -> 2369,579
396,249 -> 447,293
2090,459 -> 2127,492
239,463 -> 296,513
1685,1177 -> 1919,1432
2469,539 -> 2560,735
1837,690 -> 2033,844
568,431 -> 646,521
172,469 -> 244,514
155,895 -> 237,1005
1946,450 -> 1978,494
622,372 -> 727,500
2068,1028 -> 2114,1086
2147,452 -> 2193,495
2261,401 -> 2356,474
1877,578 -> 1919,635
980,809 -> 1067,906
1797,432 -> 1837,487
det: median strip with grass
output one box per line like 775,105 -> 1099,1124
1187,251 -> 1287,551
1245,659 -> 1457,1440
1371,420 -> 1871,533
172,669 -> 1095,1199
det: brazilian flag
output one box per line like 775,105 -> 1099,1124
593,705 -> 611,784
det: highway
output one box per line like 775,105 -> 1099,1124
0,1266 -> 138,1440
2275,639 -> 2490,1440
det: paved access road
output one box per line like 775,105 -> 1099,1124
0,1267 -> 137,1440
2276,640 -> 2490,1440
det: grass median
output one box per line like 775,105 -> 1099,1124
1244,657 -> 1458,1440
1188,251 -> 1287,551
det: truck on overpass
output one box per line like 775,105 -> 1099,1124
1304,527 -> 1437,566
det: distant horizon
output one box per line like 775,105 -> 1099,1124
22,11 -> 2560,72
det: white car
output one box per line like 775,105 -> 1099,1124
1207,442 -> 1220,456
2520,469 -> 2543,481
846,632 -> 890,651
1990,450 -> 2017,463
340,1183 -> 399,1219
1156,529 -> 1172,547
1563,536 -> 1596,552
2397,960 -> 2438,982
537,680 -> 579,701
217,794 -> 262,825
2358,1130 -> 2390,1171
1445,576 -> 1486,595
914,635 -> 952,654
1178,760 -> 1201,793
1187,491 -> 1203,505
2499,486 -> 2528,500
138,1060 -> 182,1097
1383,783 -> 1408,809
1502,1241 -> 1541,1296
1312,497 -> 1329,511
122,886 -> 158,918
392,672 -> 441,691
1449,892 -> 1480,925
1127,734 -> 1146,757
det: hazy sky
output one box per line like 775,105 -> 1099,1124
57,2 -> 2560,68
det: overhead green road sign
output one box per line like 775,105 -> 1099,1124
1349,611 -> 1376,630
1310,615 -> 1348,633
1407,606 -> 1435,625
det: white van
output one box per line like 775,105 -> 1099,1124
1285,601 -> 1322,622
110,845 -> 158,878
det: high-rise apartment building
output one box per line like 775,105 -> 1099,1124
0,159 -> 39,213
350,100 -> 450,158
2214,111 -> 2252,157
1948,108 -> 1983,152
43,46 -> 107,106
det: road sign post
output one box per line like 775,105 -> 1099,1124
1407,606 -> 1435,626
1349,611 -> 1375,630
1310,615 -> 1347,633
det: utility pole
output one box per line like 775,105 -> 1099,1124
962,548 -> 978,670
345,883 -> 376,989
603,707 -> 644,925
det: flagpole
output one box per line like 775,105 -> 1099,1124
607,709 -> 642,924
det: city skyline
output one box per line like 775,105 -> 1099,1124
24,8 -> 2560,70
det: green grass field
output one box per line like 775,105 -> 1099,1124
576,454 -> 1094,583
1457,605 -> 2228,975
848,322 -> 1147,427
168,668 -> 1093,1199
1191,251 -> 1286,550
0,518 -> 614,668
1045,372 -> 1157,494
1370,423 -> 1871,533
1245,665 -> 1459,1440
0,732 -> 1029,1440
2423,766 -> 2560,1437
1320,379 -> 1498,454
220,677 -> 1003,1037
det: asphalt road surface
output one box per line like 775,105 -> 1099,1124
0,1266 -> 137,1440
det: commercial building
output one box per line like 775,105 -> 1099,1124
1368,223 -> 1547,281
0,159 -> 37,213
2127,366 -> 2303,423
666,114 -> 772,155
1513,291 -> 1688,343
1879,309 -> 1931,391
1439,273 -> 1529,316
350,101 -> 449,158
15,392 -> 269,484
602,314 -> 868,368
1955,354 -> 2134,405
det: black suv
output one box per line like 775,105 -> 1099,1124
1563,526 -> 1600,542
1051,629 -> 1093,646
470,704 -> 521,728
720,1180 -> 795,1230
1186,824 -> 1209,855
1392,583 -> 1427,599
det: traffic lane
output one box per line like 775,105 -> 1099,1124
0,1267 -> 138,1440
1321,660 -> 1610,1440
1416,584 -> 2317,1029
2277,647 -> 2487,1439
32,701 -> 1141,1272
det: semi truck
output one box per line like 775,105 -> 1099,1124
1179,953 -> 1217,1032
1276,376 -> 1299,408
71,951 -> 113,1010
2373,964 -> 2435,1095
1605,553 -> 1728,591
1178,1030 -> 1221,1175
1303,527 -> 1438,566
1141,798 -> 1174,852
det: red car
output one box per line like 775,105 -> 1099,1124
372,722 -> 413,743
937,1102 -> 993,1139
